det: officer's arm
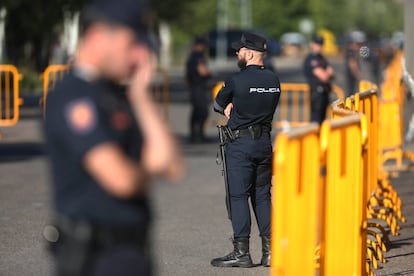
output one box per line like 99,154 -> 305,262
84,144 -> 148,199
313,67 -> 333,83
197,62 -> 212,78
214,78 -> 234,115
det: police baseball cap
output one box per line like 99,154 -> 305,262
82,0 -> 152,46
231,32 -> 267,52
193,36 -> 208,46
311,35 -> 324,45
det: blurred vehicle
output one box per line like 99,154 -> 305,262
280,32 -> 307,56
208,29 -> 281,58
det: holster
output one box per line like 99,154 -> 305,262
44,220 -> 93,276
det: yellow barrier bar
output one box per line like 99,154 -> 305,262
42,65 -> 170,120
154,68 -> 170,120
319,113 -> 368,276
0,65 -> 24,127
271,123 -> 320,276
42,64 -> 69,114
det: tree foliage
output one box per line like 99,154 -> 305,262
3,0 -> 85,70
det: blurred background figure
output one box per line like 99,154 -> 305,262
263,53 -> 276,73
303,35 -> 335,124
43,0 -> 183,275
345,31 -> 365,96
186,36 -> 213,143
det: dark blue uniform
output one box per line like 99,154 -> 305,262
45,69 -> 151,276
345,47 -> 360,95
214,65 -> 280,238
186,51 -> 210,142
303,53 -> 332,124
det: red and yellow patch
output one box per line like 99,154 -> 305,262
111,111 -> 131,131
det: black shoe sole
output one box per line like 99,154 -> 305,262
211,263 -> 254,268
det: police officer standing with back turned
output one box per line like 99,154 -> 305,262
186,36 -> 213,143
303,35 -> 335,124
43,0 -> 183,275
211,32 -> 281,268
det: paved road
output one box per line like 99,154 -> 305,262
1,57 -> 414,276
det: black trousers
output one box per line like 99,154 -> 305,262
225,136 -> 272,238
189,84 -> 209,140
310,88 -> 330,125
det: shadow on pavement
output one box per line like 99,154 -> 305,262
0,142 -> 45,163
176,135 -> 219,158
385,269 -> 414,275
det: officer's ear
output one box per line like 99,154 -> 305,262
246,49 -> 254,60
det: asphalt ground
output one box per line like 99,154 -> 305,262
1,56 -> 414,276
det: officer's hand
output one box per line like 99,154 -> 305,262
327,67 -> 335,80
224,103 -> 233,119
130,46 -> 157,94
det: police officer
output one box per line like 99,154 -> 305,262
211,32 -> 281,267
44,0 -> 183,275
186,36 -> 212,143
345,38 -> 362,96
303,35 -> 335,124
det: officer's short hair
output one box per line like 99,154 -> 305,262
78,0 -> 150,43
79,8 -> 118,37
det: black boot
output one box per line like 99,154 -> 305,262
261,236 -> 271,267
211,237 -> 254,267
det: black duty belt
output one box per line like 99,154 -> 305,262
231,125 -> 270,139
48,217 -> 148,249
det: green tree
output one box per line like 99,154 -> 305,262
3,0 -> 84,71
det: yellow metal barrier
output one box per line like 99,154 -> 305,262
41,64 -> 69,114
271,123 -> 320,275
0,65 -> 24,128
378,50 -> 414,172
270,74 -> 407,276
319,113 -> 368,276
42,65 -> 170,119
275,83 -> 344,127
153,68 -> 170,120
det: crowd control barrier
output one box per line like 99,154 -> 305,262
41,65 -> 170,119
378,50 -> 414,172
0,65 -> 24,131
272,123 -> 321,275
41,64 -> 69,114
152,68 -> 170,120
271,84 -> 406,275
320,112 -> 368,276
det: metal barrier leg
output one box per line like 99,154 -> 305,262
367,229 -> 388,252
367,246 -> 379,269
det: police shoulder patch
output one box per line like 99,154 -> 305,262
65,98 -> 97,134
311,59 -> 319,67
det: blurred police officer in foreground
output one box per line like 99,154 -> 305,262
303,35 -> 335,124
43,0 -> 183,275
186,36 -> 213,143
211,32 -> 281,267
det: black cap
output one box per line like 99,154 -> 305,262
193,36 -> 208,46
83,0 -> 151,45
231,32 -> 267,52
311,35 -> 324,45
